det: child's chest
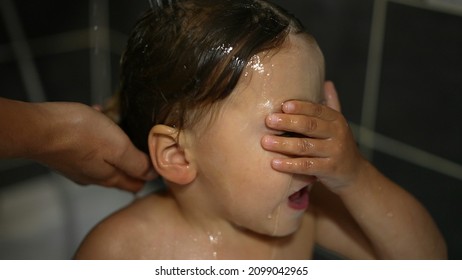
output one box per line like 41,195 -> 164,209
145,206 -> 316,259
190,215 -> 316,260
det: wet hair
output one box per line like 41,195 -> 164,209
119,0 -> 306,153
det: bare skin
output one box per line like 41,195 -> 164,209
0,97 -> 156,192
75,37 -> 446,259
74,192 -> 317,260
262,82 -> 447,259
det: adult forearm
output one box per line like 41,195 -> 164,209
0,97 -> 154,191
0,97 -> 50,159
338,160 -> 447,259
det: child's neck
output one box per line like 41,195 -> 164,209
165,187 -> 301,259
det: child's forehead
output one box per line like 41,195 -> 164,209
230,34 -> 324,109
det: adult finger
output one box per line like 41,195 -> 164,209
101,171 -> 146,192
113,143 -> 157,181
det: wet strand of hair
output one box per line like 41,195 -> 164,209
149,0 -> 173,9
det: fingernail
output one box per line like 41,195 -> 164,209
272,159 -> 283,167
267,114 -> 279,126
145,168 -> 158,180
262,135 -> 278,146
283,101 -> 295,113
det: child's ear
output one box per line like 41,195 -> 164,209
148,125 -> 197,185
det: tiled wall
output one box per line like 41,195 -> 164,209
369,0 -> 462,259
367,0 -> 461,259
275,0 -> 462,259
0,0 -> 461,259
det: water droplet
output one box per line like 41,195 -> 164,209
212,43 -> 234,55
387,212 -> 394,218
267,214 -> 273,220
208,231 -> 221,245
247,55 -> 265,74
209,235 -> 217,244
142,43 -> 149,54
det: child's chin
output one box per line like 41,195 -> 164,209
236,217 -> 302,237
269,227 -> 299,237
254,222 -> 301,238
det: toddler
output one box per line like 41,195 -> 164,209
75,0 -> 445,259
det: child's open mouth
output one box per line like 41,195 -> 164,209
288,186 -> 309,210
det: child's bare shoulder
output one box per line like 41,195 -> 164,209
74,192 -> 175,259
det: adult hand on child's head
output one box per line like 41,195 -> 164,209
34,102 -> 156,192
261,81 -> 366,193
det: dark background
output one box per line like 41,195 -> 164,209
1,0 -> 461,259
